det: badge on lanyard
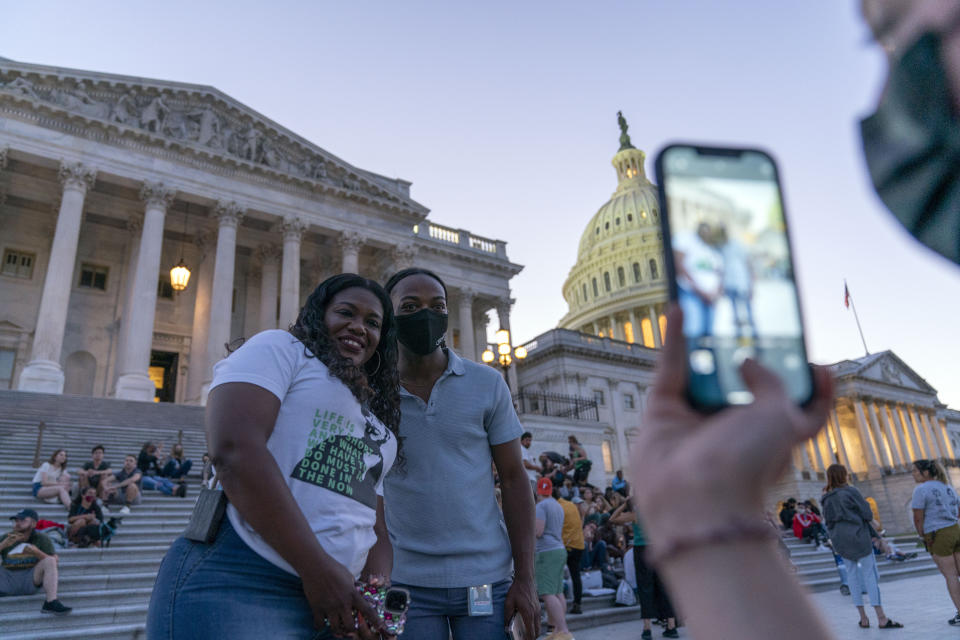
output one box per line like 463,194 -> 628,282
467,584 -> 493,616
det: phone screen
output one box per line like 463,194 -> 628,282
656,145 -> 812,409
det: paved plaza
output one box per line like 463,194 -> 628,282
574,573 -> 958,639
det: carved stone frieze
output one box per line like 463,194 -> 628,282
256,244 -> 282,266
0,70 -> 413,210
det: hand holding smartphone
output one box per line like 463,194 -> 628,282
655,144 -> 813,411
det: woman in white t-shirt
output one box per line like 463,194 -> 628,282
32,448 -> 72,508
148,274 -> 402,640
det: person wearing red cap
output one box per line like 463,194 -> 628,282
0,508 -> 71,614
535,477 -> 573,640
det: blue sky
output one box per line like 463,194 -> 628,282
5,1 -> 960,406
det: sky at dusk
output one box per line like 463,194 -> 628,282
5,1 -> 960,406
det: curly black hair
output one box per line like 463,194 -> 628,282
289,274 -> 403,465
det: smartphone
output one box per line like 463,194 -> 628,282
508,614 -> 526,640
654,144 -> 813,411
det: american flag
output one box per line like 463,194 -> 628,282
844,282 -> 851,309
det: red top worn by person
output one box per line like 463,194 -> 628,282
792,511 -> 822,540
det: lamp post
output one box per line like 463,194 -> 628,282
481,328 -> 527,381
169,211 -> 191,292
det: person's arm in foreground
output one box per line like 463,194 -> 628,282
630,305 -> 836,640
359,496 -> 392,585
493,438 -> 540,639
209,383 -> 384,639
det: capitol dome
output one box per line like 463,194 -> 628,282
559,114 -> 668,347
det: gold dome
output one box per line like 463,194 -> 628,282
559,116 -> 668,347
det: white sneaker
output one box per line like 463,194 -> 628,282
120,506 -> 131,515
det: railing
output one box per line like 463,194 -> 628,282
413,222 -> 504,257
514,391 -> 600,422
428,223 -> 460,244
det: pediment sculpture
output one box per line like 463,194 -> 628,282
0,72 -> 405,207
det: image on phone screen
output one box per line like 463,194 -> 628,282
657,145 -> 812,409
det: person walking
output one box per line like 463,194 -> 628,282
822,464 -> 903,629
382,268 -> 539,640
557,486 -> 584,615
535,478 -> 572,640
147,274 -> 399,639
910,458 -> 960,625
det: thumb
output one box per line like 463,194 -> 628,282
739,358 -> 786,402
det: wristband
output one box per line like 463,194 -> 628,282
648,518 -> 776,566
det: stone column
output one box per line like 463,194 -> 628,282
867,398 -> 900,467
185,231 -> 214,405
908,405 -> 936,458
257,244 -> 281,332
497,299 -> 518,393
648,306 -> 663,347
608,315 -> 621,341
17,163 -> 96,393
279,218 -> 306,327
807,437 -> 825,472
115,182 -> 174,400
201,202 -> 244,401
112,216 -> 143,390
458,288 -> 476,361
852,399 -> 882,474
340,230 -> 363,274
920,410 -> 946,459
895,403 -> 923,459
828,409 -> 853,471
628,309 -> 639,344
607,378 -> 629,471
936,416 -> 956,459
877,401 -> 908,468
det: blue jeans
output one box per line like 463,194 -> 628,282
843,552 -> 881,607
141,475 -> 176,495
581,540 -> 607,571
147,518 -> 333,639
162,459 -> 193,479
393,579 -> 511,640
678,286 -> 715,338
833,554 -> 849,587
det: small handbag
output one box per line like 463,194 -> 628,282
183,482 -> 227,544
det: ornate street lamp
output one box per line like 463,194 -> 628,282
482,328 -> 526,379
170,211 -> 191,291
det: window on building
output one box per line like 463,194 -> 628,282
78,263 -> 108,291
604,221 -> 610,230
603,272 -> 611,292
2,249 -> 35,279
601,441 -> 614,474
617,266 -> 625,287
592,278 -> 598,297
157,277 -> 174,300
0,349 -> 15,389
624,321 -> 635,344
615,217 -> 621,225
627,213 -> 633,222
582,283 -> 588,301
624,394 -> 635,410
649,258 -> 659,279
593,389 -> 605,406
633,262 -> 641,283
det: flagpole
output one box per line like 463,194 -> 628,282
845,280 -> 869,356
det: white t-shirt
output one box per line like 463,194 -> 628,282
673,231 -> 722,294
522,445 -> 540,482
210,330 -> 397,577
32,462 -> 66,485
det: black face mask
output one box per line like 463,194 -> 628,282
395,308 -> 447,355
860,28 -> 960,264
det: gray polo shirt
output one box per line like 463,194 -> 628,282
384,349 -> 523,587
